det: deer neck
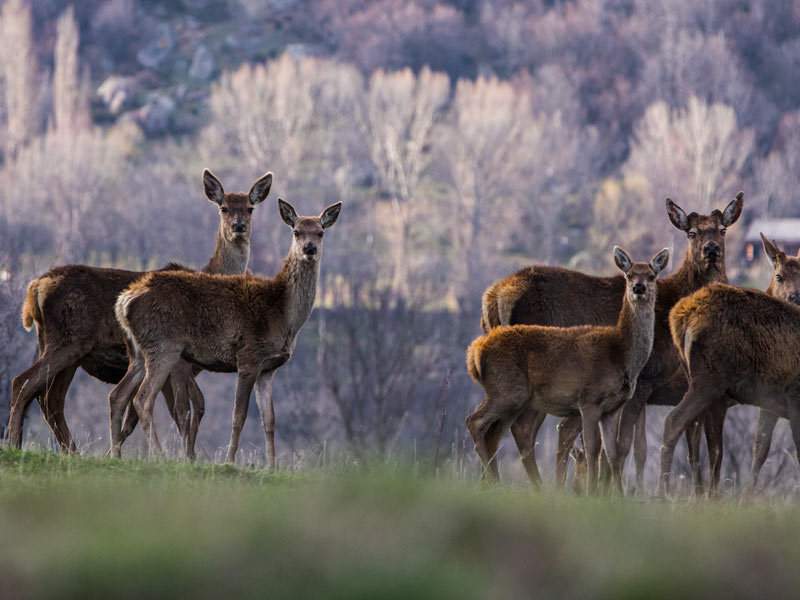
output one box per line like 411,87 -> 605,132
275,251 -> 320,337
666,248 -> 727,293
617,293 -> 656,380
201,228 -> 250,275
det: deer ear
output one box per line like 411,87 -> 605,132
278,198 -> 298,227
248,172 -> 273,205
665,198 -> 690,231
760,232 -> 784,268
203,169 -> 224,205
650,248 -> 670,276
613,246 -> 633,273
721,192 -> 744,227
319,202 -> 342,229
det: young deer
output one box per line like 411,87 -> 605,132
479,194 -> 743,493
660,273 -> 800,496
466,247 -> 669,494
7,170 -> 272,456
744,235 -> 800,487
114,199 -> 341,466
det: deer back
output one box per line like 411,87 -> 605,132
670,283 -> 800,403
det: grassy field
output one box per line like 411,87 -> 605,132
1,449 -> 799,599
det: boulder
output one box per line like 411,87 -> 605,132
96,75 -> 140,114
189,45 -> 216,81
135,93 -> 176,135
136,22 -> 175,69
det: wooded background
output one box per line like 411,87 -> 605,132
0,0 -> 796,487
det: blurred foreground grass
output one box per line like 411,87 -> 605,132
1,449 -> 800,599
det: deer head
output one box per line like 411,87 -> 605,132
203,169 -> 272,243
761,232 -> 800,305
665,192 -> 743,270
278,199 -> 342,262
614,246 -> 670,304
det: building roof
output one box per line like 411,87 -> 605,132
745,219 -> 800,243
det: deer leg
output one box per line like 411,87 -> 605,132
109,356 -> 145,458
166,360 -> 205,459
183,378 -> 204,462
8,347 -> 87,448
704,401 -> 728,495
658,380 -> 719,498
579,403 -> 602,496
466,399 -> 511,484
226,369 -> 259,464
614,390 -> 647,483
510,407 -> 546,489
132,350 -> 181,459
555,415 -> 583,489
685,418 -> 704,496
160,373 -> 192,459
750,408 -> 780,489
40,364 -> 78,454
599,406 -> 624,495
785,400 -> 800,478
254,370 -> 277,469
633,407 -> 647,494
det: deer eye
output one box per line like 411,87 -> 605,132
648,275 -> 655,281
687,231 -> 696,239
720,228 -> 726,236
293,230 -> 300,237
220,207 -> 228,213
318,232 -> 324,238
248,207 -> 254,214
777,274 -> 783,282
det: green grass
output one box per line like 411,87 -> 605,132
1,449 -> 800,599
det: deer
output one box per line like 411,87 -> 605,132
742,234 -> 800,488
466,247 -> 669,494
6,169 -> 273,458
660,269 -> 800,496
478,193 -> 743,494
113,198 -> 341,466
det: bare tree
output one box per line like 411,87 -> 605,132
0,0 -> 39,161
53,6 -> 90,134
363,66 -> 449,296
206,54 -> 316,186
321,275 -> 447,454
597,97 -> 756,270
4,129 -> 123,262
756,110 -> 800,219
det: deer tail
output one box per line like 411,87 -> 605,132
466,338 -> 486,384
21,277 -> 45,332
481,286 -> 501,333
115,282 -> 148,353
669,298 -> 695,366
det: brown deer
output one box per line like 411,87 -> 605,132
746,234 -> 800,487
466,247 -> 669,494
480,193 -> 743,493
6,170 -> 273,456
660,275 -> 800,496
114,198 -> 341,466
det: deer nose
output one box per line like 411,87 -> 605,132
232,222 -> 246,233
632,283 -> 646,295
303,243 -> 317,256
703,242 -> 720,259
789,293 -> 800,305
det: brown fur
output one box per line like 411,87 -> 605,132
6,170 -> 272,455
466,247 -> 669,494
681,234 -> 800,489
660,281 -> 800,496
478,193 -> 743,493
115,199 -> 342,465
